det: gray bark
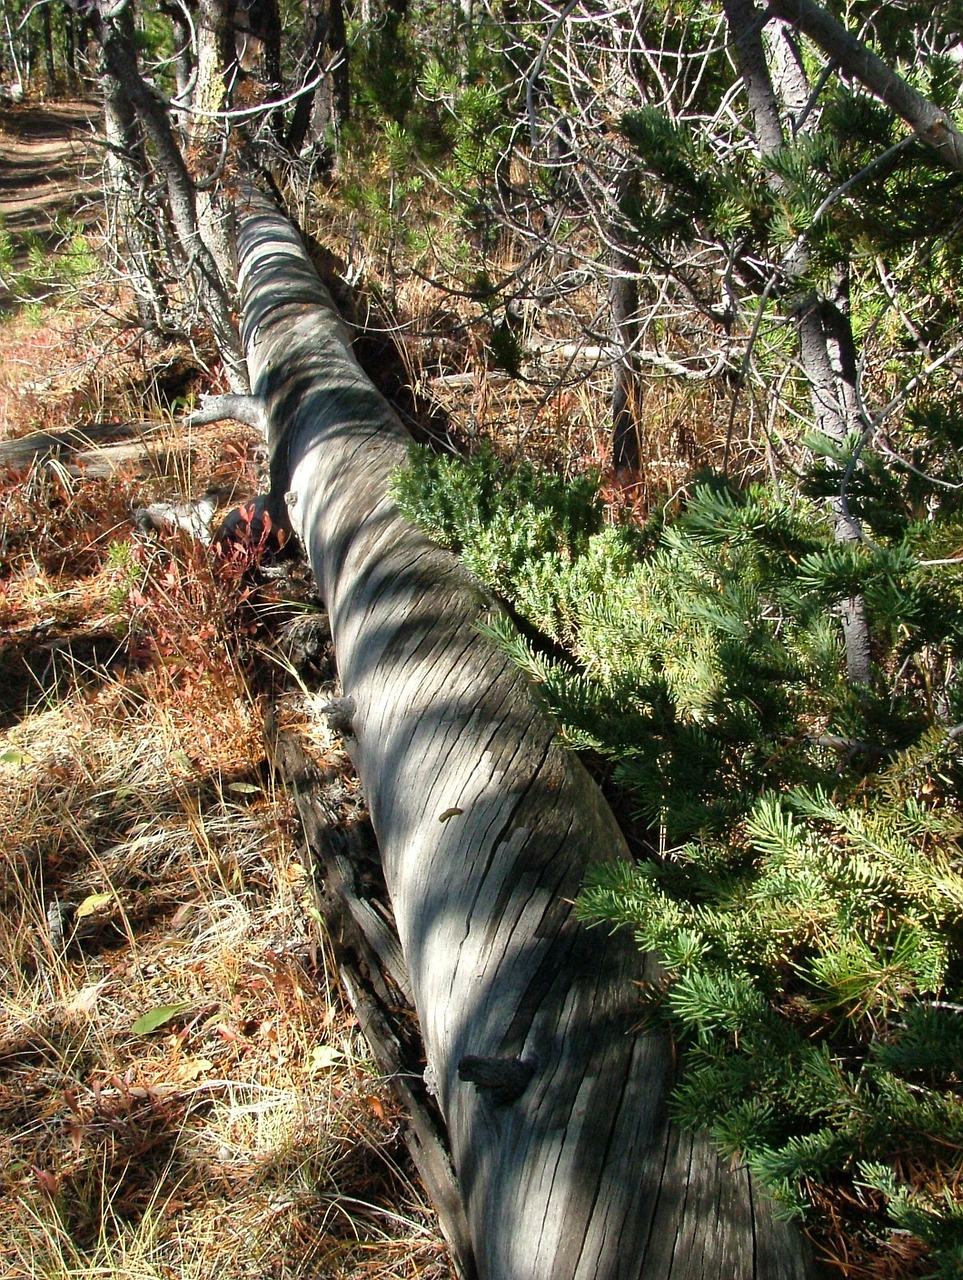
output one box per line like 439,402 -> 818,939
159,0 -> 194,130
767,21 -> 810,130
610,262 -> 643,476
724,0 -> 873,684
236,189 -> 821,1280
185,392 -> 266,430
100,25 -> 169,336
0,421 -> 167,477
768,0 -> 963,175
188,0 -> 239,290
191,0 -> 238,129
286,0 -> 350,162
267,715 -> 478,1278
92,0 -> 248,392
235,0 -> 283,140
611,171 -> 643,476
726,0 -> 785,157
41,2 -> 55,89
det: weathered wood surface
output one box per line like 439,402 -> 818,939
265,711 -> 478,1278
0,420 -> 165,476
238,191 -> 820,1280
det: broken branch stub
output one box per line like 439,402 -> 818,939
237,190 -> 819,1280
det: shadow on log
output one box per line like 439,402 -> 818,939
238,190 -> 822,1280
265,711 -> 477,1277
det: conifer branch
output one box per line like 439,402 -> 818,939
767,0 -> 963,175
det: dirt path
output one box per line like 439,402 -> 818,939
0,100 -> 100,238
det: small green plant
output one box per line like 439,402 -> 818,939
0,219 -> 13,278
394,442 -> 963,1268
105,539 -> 144,612
0,214 -> 99,312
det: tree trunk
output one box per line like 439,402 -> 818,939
191,0 -> 238,131
236,188 -> 820,1280
62,1 -> 77,87
234,0 -> 281,85
41,3 -> 55,91
724,0 -> 873,684
92,0 -> 248,392
795,280 -> 873,682
188,0 -> 240,286
609,106 -> 644,477
159,0 -> 194,129
100,41 -> 170,336
610,262 -> 643,478
285,0 -> 349,163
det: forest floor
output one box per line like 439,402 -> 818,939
0,101 -> 99,235
0,104 -> 452,1279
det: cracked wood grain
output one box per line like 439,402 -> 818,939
263,716 -> 472,1273
238,190 -> 822,1280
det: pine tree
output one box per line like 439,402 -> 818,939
394,440 -> 963,1270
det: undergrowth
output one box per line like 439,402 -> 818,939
0,290 -> 452,1279
0,213 -> 100,309
393,442 -> 963,1278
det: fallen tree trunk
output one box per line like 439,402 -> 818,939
0,420 -> 167,476
238,191 -> 820,1280
265,708 -> 478,1278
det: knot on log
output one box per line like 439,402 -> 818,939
458,1055 -> 537,1106
320,695 -> 357,738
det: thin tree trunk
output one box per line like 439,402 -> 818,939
189,0 -> 239,286
41,3 -> 55,91
98,6 -> 170,336
2,6 -> 25,98
609,107 -> 644,476
63,1 -> 76,87
610,261 -> 643,477
726,0 -> 785,155
160,0 -> 194,130
92,0 -> 248,392
191,0 -> 238,130
724,0 -> 873,683
286,0 -> 349,162
795,281 -> 873,682
101,69 -> 170,336
236,0 -> 283,139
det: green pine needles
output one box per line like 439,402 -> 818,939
392,443 -> 963,1274
0,214 -> 98,312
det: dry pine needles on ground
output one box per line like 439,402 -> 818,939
0,273 -> 453,1279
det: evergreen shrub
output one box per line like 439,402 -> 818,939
392,443 -> 963,1274
0,214 -> 98,309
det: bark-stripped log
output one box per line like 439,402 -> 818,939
238,192 -> 820,1280
0,421 -> 166,476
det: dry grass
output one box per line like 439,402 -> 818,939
0,705 -> 444,1279
0,288 -> 452,1279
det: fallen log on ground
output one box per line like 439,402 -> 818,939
264,707 -> 477,1278
238,190 -> 821,1280
0,420 -> 167,476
